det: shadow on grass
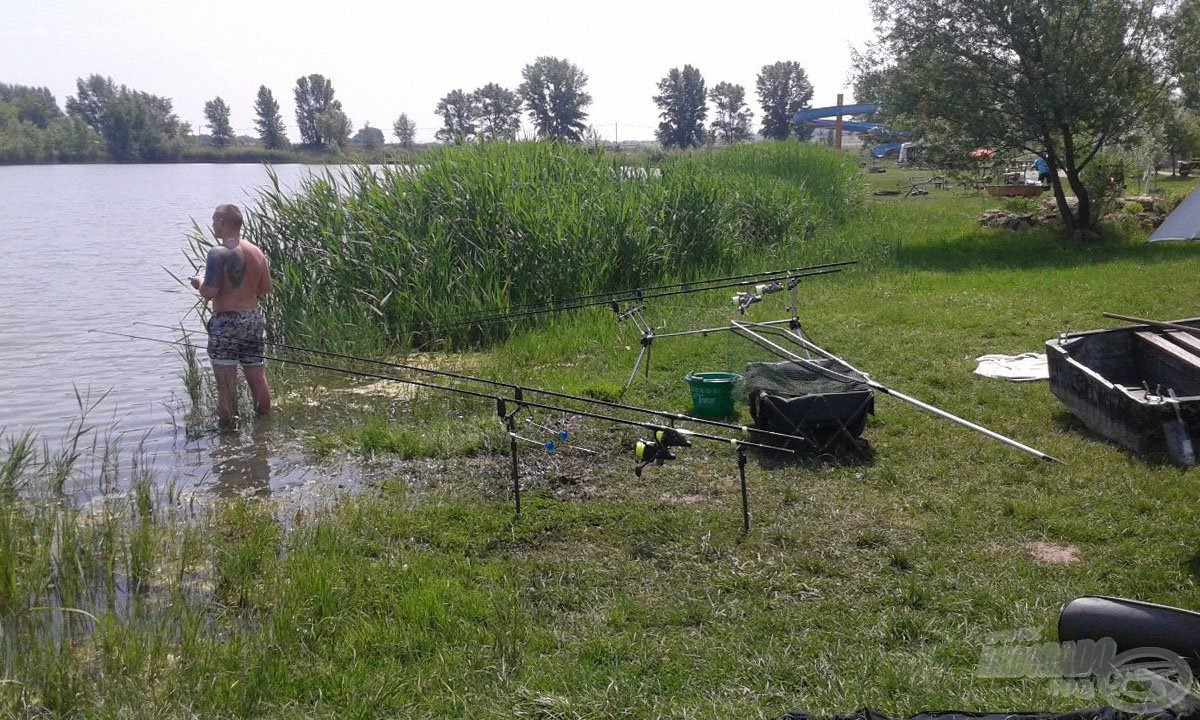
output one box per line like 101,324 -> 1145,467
895,225 -> 1200,274
753,439 -> 876,471
1185,552 -> 1200,584
1050,408 -> 1181,469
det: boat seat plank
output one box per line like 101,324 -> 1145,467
1135,331 -> 1200,395
1165,329 -> 1200,355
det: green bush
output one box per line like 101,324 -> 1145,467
1081,151 -> 1128,225
1002,197 -> 1040,214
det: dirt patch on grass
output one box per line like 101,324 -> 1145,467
1024,541 -> 1081,565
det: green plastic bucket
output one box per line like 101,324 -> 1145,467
684,371 -> 742,417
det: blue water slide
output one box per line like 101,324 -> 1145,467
792,103 -> 880,124
804,118 -> 883,134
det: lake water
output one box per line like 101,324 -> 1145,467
0,163 -> 358,500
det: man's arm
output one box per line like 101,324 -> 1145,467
190,248 -> 226,299
258,254 -> 272,296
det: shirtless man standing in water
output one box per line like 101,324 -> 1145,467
190,204 -> 273,428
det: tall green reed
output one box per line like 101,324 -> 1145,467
177,326 -> 204,405
204,141 -> 866,353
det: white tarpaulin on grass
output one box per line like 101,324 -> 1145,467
973,353 -> 1049,382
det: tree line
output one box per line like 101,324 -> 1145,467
0,56 -> 824,164
428,57 -> 817,149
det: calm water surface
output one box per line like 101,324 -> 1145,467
0,163 -> 356,499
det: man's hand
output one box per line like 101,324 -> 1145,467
190,275 -> 202,290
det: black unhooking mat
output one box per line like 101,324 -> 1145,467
745,358 -> 875,449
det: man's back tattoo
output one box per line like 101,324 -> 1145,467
204,245 -> 246,290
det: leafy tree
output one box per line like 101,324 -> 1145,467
0,84 -> 63,128
0,103 -> 45,163
756,61 -> 814,140
0,84 -> 102,163
204,96 -> 234,148
294,74 -> 350,150
865,0 -> 1167,233
66,76 -> 186,162
474,83 -> 521,142
849,46 -> 892,108
1169,0 -> 1200,109
708,81 -> 753,145
100,89 -> 187,162
653,65 -> 708,149
65,75 -> 117,134
434,89 -> 480,144
392,112 -> 417,148
518,56 -> 592,142
1163,102 -> 1200,171
317,111 -> 351,151
44,116 -> 104,161
253,86 -> 289,150
353,124 -> 385,150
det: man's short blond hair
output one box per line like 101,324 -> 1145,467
214,204 -> 244,231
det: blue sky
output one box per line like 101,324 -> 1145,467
2,0 -> 876,143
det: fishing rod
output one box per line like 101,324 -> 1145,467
426,260 -> 857,327
137,321 -> 812,450
423,264 -> 853,332
729,320 -> 1064,464
1101,312 -> 1200,335
99,329 -> 796,529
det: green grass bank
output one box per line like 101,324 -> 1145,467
7,155 -> 1200,718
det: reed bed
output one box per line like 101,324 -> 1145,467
672,140 -> 868,223
199,142 -> 865,352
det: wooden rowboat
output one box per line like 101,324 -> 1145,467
985,184 -> 1043,198
1046,318 -> 1200,457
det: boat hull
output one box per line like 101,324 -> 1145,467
985,184 -> 1043,198
1046,319 -> 1200,456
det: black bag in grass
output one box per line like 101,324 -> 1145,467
744,359 -> 874,452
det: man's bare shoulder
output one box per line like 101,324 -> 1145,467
207,244 -> 238,260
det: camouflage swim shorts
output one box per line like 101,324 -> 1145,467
206,309 -> 266,366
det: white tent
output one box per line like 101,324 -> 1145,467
1147,186 -> 1200,242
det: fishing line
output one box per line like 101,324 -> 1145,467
135,321 -> 810,449
426,261 -> 856,326
421,264 -> 853,332
98,329 -> 796,455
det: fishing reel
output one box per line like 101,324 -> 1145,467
732,281 -> 787,315
634,440 -> 675,476
654,427 -> 693,449
732,291 -> 762,314
634,428 -> 692,477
